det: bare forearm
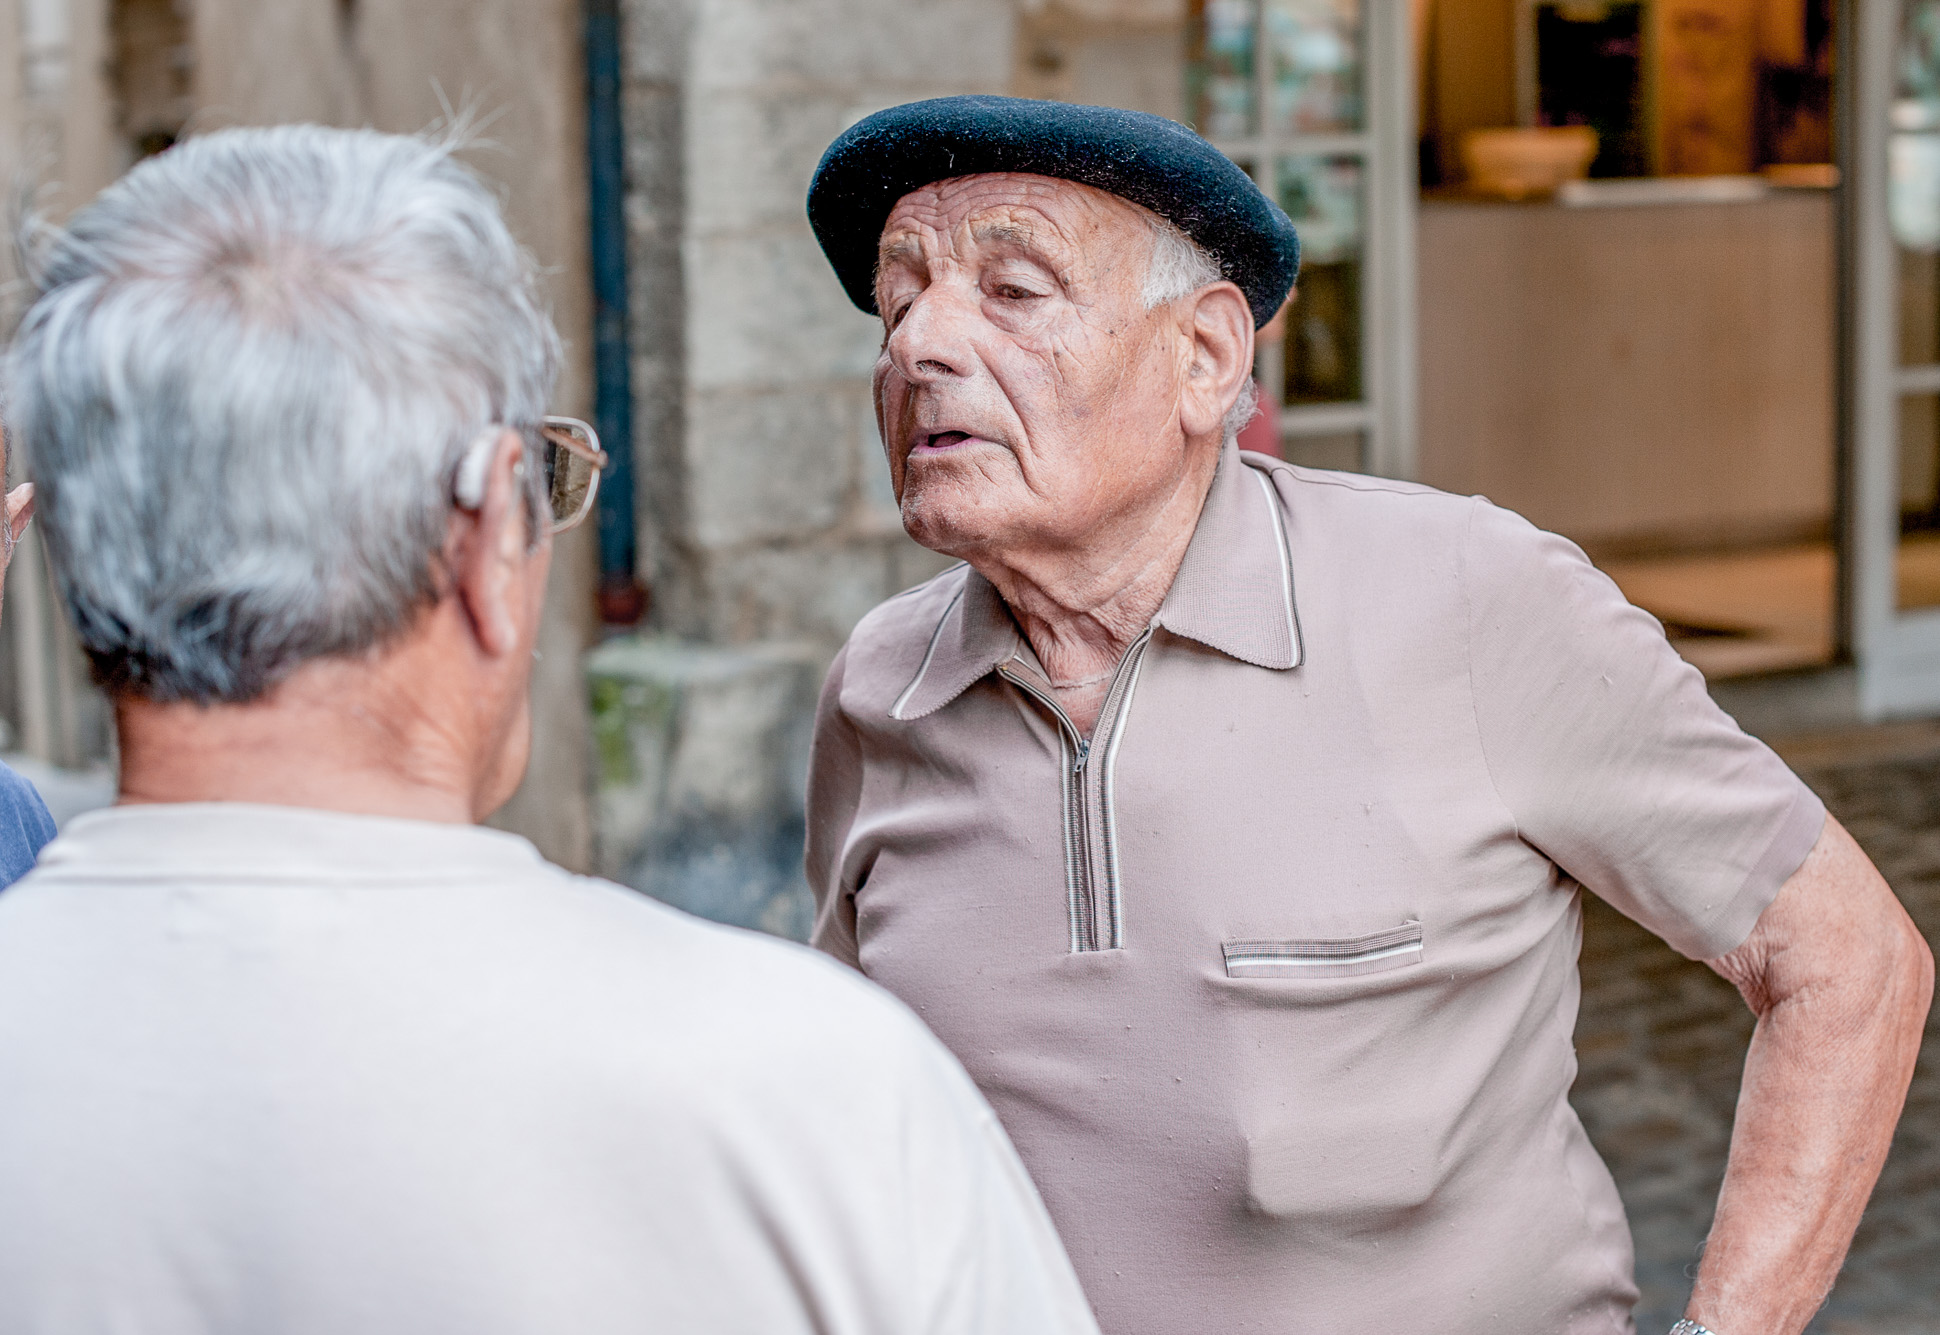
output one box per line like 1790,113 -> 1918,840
1689,819 -> 1932,1334
1688,962 -> 1927,1331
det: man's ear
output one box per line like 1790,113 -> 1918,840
451,430 -> 537,659
4,484 -> 34,548
1178,281 -> 1256,444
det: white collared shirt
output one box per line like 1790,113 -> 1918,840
0,803 -> 1098,1335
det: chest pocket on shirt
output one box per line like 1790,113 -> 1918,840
1222,921 -> 1423,979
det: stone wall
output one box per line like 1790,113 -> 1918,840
0,0 -> 127,775
1011,0 -> 1184,119
0,0 -> 600,868
624,0 -> 1013,649
607,0 -> 1016,932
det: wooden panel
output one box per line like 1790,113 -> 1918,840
1656,0 -> 1761,174
1429,0 -> 1515,182
1417,191 -> 1835,552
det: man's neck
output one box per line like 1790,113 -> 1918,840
973,450 -> 1218,736
114,649 -> 484,825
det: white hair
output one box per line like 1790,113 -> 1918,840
1140,216 -> 1223,308
1140,216 -> 1260,449
5,124 -> 561,704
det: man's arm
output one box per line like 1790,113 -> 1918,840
1688,815 -> 1932,1334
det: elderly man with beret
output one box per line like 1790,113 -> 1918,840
804,96 -> 1933,1335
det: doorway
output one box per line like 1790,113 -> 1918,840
1844,0 -> 1940,714
1416,0 -> 1844,684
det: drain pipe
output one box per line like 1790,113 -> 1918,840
583,0 -> 646,624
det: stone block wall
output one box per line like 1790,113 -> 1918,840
608,0 -> 1016,933
0,0 -> 601,870
623,0 -> 1012,650
1011,0 -> 1185,119
588,635 -> 822,938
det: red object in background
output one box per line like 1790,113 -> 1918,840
1236,398 -> 1281,458
598,575 -> 650,626
1237,298 -> 1290,459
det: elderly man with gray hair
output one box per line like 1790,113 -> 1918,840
804,97 -> 1932,1335
0,125 -> 1100,1335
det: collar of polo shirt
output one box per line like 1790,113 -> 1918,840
889,443 -> 1304,722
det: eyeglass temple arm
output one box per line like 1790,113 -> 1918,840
540,416 -> 609,468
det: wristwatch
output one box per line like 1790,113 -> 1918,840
1669,1322 -> 1718,1335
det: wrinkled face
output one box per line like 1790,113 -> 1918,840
872,173 -> 1199,563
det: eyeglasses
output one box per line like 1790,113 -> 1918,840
535,415 -> 607,534
453,415 -> 609,535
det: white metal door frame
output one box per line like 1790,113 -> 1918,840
1365,0 -> 1417,480
1850,0 -> 1940,715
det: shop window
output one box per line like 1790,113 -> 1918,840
1269,1 -> 1363,132
1277,155 -> 1362,404
1188,0 -> 1369,465
1189,0 -> 1362,138
1900,391 -> 1940,608
1647,0 -> 1833,176
1188,0 -> 1259,137
1425,0 -> 1835,186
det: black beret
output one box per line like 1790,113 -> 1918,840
807,95 -> 1300,330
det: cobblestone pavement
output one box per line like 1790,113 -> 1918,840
1572,747 -> 1940,1334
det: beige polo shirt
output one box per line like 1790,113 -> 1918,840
808,444 -> 1825,1335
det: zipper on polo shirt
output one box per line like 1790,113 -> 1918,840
997,668 -> 1096,951
998,627 -> 1154,954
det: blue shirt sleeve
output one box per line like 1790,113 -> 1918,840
0,761 -> 58,887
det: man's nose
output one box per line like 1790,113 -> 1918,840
884,286 -> 976,385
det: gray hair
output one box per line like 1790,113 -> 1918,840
1140,215 -> 1260,449
5,124 -> 561,704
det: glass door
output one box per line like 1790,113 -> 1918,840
1851,0 -> 1940,712
1186,0 -> 1416,478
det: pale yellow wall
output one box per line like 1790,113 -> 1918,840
1417,192 -> 1836,553
1012,0 -> 1184,119
38,0 -> 122,210
0,0 -> 20,171
190,0 -> 356,129
0,0 -> 597,865
353,0 -> 596,866
62,0 -> 119,197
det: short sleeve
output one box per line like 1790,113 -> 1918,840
1463,500 -> 1825,960
805,645 -> 864,968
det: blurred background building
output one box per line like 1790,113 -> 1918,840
0,0 -> 1935,1323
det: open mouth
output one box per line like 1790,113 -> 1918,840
912,430 -> 974,454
